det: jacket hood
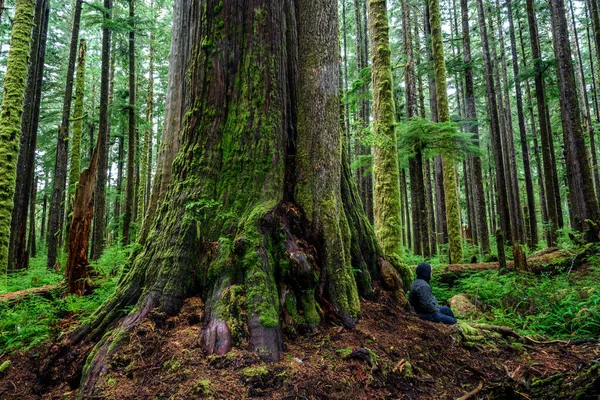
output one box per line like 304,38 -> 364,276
416,263 -> 432,282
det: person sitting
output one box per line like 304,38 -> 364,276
408,263 -> 457,325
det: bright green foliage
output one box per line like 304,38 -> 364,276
0,248 -> 125,354
0,0 -> 35,274
428,0 -> 463,264
368,0 -> 404,264
432,263 -> 600,339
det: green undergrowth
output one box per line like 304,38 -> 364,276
0,245 -> 131,354
431,264 -> 600,340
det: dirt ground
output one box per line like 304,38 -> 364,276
1,290 -> 599,399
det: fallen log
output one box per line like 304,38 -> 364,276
0,284 -> 63,302
432,246 -> 594,284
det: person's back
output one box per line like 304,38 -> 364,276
408,263 -> 456,325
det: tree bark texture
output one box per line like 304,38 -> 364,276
0,0 -> 35,273
91,0 -> 113,259
76,1 -> 405,396
7,0 -> 48,272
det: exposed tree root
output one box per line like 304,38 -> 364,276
457,380 -> 483,400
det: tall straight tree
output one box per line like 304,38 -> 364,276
8,0 -> 49,272
0,0 -> 35,273
526,0 -> 559,246
76,1 -> 406,395
549,0 -> 600,238
506,0 -> 538,248
65,39 -> 87,249
476,0 -> 512,243
47,0 -> 84,269
403,0 -> 429,257
368,0 -> 405,268
122,0 -> 136,245
429,0 -> 463,263
461,0 -> 490,254
91,0 -> 113,259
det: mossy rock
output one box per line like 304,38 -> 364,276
449,294 -> 477,317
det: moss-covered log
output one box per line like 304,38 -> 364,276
75,0 -> 404,396
0,0 -> 35,274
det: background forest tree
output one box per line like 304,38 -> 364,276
1,0 -> 600,396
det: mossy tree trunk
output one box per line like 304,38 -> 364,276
91,0 -> 113,260
76,0 -> 404,395
549,0 -> 600,239
368,0 -> 411,279
47,0 -> 84,269
0,0 -> 35,274
7,0 -> 49,272
138,19 -> 154,225
65,39 -> 87,251
429,0 -> 463,263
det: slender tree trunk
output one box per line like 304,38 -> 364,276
47,0 -> 84,269
91,0 -> 113,259
65,39 -> 87,251
525,0 -> 559,246
506,0 -> 537,248
430,0 -> 463,263
28,176 -> 37,258
461,0 -> 490,254
123,0 -> 136,245
403,0 -> 429,258
425,4 -> 447,248
476,0 -> 512,245
40,176 -> 47,245
0,0 -> 36,273
549,0 -> 600,238
402,169 -> 411,249
7,0 -> 48,272
114,129 -> 124,234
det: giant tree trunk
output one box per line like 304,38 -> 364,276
91,0 -> 113,259
429,0 -> 463,263
461,0 -> 490,254
47,0 -> 84,269
76,0 -> 404,395
0,0 -> 35,273
7,0 -> 49,272
549,0 -> 600,239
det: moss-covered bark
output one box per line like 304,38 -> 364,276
429,0 -> 463,263
367,0 -> 411,284
75,1 -> 407,396
0,0 -> 35,274
65,39 -> 87,249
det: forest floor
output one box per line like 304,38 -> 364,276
0,288 -> 599,399
1,244 -> 599,399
